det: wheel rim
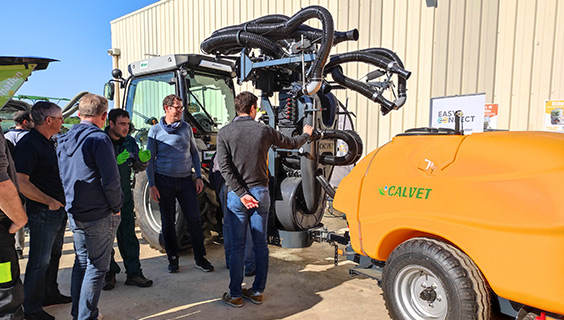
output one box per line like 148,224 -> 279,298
142,182 -> 162,233
393,265 -> 448,320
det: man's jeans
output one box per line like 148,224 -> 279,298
68,214 -> 120,320
155,173 -> 206,261
45,214 -> 67,300
227,186 -> 270,298
23,207 -> 66,313
220,183 -> 255,273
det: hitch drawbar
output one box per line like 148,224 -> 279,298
309,227 -> 349,266
309,227 -> 385,282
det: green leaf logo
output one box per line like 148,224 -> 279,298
379,188 -> 385,195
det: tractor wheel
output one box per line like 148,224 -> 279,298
382,237 -> 490,320
133,171 -> 218,252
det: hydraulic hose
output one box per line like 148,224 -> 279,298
201,31 -> 283,58
315,175 -> 336,199
361,48 -> 408,108
316,129 -> 363,166
61,91 -> 89,118
286,25 -> 359,45
202,6 -> 334,95
325,52 -> 411,80
361,48 -> 405,68
290,6 -> 334,95
326,49 -> 411,112
211,14 -> 290,36
331,66 -> 396,114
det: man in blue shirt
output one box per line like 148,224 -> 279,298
58,94 -> 122,320
146,94 -> 214,273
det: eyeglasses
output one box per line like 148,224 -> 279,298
49,116 -> 63,121
167,105 -> 184,111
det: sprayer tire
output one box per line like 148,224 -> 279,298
382,237 -> 490,320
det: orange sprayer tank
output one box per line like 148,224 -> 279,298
333,131 -> 564,316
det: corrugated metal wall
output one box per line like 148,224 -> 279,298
111,0 -> 564,154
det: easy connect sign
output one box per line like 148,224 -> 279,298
430,93 -> 486,134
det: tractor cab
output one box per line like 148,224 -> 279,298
105,54 -> 237,251
106,54 -> 236,161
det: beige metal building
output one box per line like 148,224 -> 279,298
110,0 -> 564,153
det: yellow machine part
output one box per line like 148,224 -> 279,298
334,131 -> 564,315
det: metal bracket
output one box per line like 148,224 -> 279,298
239,51 -> 316,83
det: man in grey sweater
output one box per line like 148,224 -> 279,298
217,91 -> 312,307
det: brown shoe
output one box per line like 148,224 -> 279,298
222,292 -> 243,308
241,288 -> 263,305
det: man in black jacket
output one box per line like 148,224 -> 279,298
217,91 -> 312,307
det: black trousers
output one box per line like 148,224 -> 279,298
0,223 -> 24,320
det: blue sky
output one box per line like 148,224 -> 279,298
3,0 -> 158,107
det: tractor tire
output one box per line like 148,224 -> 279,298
382,237 -> 490,320
133,171 -> 219,252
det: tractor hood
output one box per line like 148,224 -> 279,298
0,56 -> 58,109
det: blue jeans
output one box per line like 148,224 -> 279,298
45,213 -> 67,299
155,173 -> 206,261
23,207 -> 66,313
227,186 -> 270,298
68,214 -> 120,320
220,183 -> 255,273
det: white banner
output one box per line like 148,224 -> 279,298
430,93 -> 486,134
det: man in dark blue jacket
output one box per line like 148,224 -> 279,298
57,94 -> 123,320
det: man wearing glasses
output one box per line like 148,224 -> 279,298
14,102 -> 70,320
146,94 -> 214,273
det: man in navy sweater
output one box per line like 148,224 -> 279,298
146,94 -> 213,273
57,94 -> 122,320
217,91 -> 312,307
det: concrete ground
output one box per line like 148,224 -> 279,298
19,214 -> 391,320
18,214 -> 513,320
